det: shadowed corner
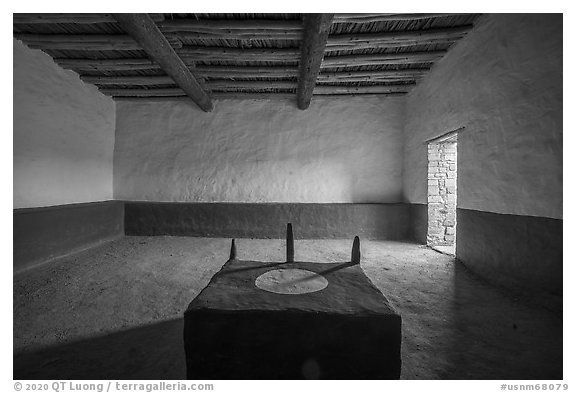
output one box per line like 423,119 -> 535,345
14,318 -> 186,380
229,238 -> 236,260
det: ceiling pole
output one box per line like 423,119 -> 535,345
111,13 -> 213,112
296,13 -> 334,110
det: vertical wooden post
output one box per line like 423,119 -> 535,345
287,223 -> 294,262
352,236 -> 361,264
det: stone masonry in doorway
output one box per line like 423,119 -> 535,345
427,141 -> 457,246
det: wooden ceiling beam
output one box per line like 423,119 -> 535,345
158,19 -> 303,41
208,76 -> 419,84
178,47 -> 300,61
164,25 -> 471,49
202,75 -> 296,81
88,77 -> 419,90
321,50 -> 446,67
87,75 -> 297,86
100,81 -> 294,92
165,31 -> 303,41
80,70 -> 425,86
158,19 -> 302,41
101,85 -> 411,97
212,93 -> 295,100
314,85 -> 412,94
111,13 -> 213,112
333,13 -> 468,23
89,78 -> 297,88
82,75 -> 175,85
195,65 -> 299,77
318,76 -> 420,83
328,26 -> 472,44
158,19 -> 302,32
296,13 -> 334,110
61,60 -> 430,83
210,92 -> 406,99
55,58 -> 161,71
326,26 -> 471,49
112,93 -> 297,100
14,33 -> 182,51
209,81 -> 296,90
325,26 -> 472,52
100,88 -> 186,97
325,38 -> 459,52
14,13 -> 165,24
56,59 -> 301,76
319,69 -> 429,78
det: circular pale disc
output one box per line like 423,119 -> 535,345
255,269 -> 329,295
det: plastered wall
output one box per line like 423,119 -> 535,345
114,96 -> 405,203
403,14 -> 562,219
13,39 -> 116,209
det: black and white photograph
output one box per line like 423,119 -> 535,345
10,8 -> 566,386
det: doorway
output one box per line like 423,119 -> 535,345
427,134 -> 457,255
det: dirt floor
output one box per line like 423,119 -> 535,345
13,237 -> 563,380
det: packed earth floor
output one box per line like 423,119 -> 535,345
14,237 -> 562,380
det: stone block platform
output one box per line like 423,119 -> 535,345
184,253 -> 402,379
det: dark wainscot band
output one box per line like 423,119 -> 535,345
124,202 -> 411,240
14,201 -> 124,272
456,208 -> 562,295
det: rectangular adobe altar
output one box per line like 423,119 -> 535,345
184,257 -> 402,379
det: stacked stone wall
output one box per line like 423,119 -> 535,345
427,141 -> 457,245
